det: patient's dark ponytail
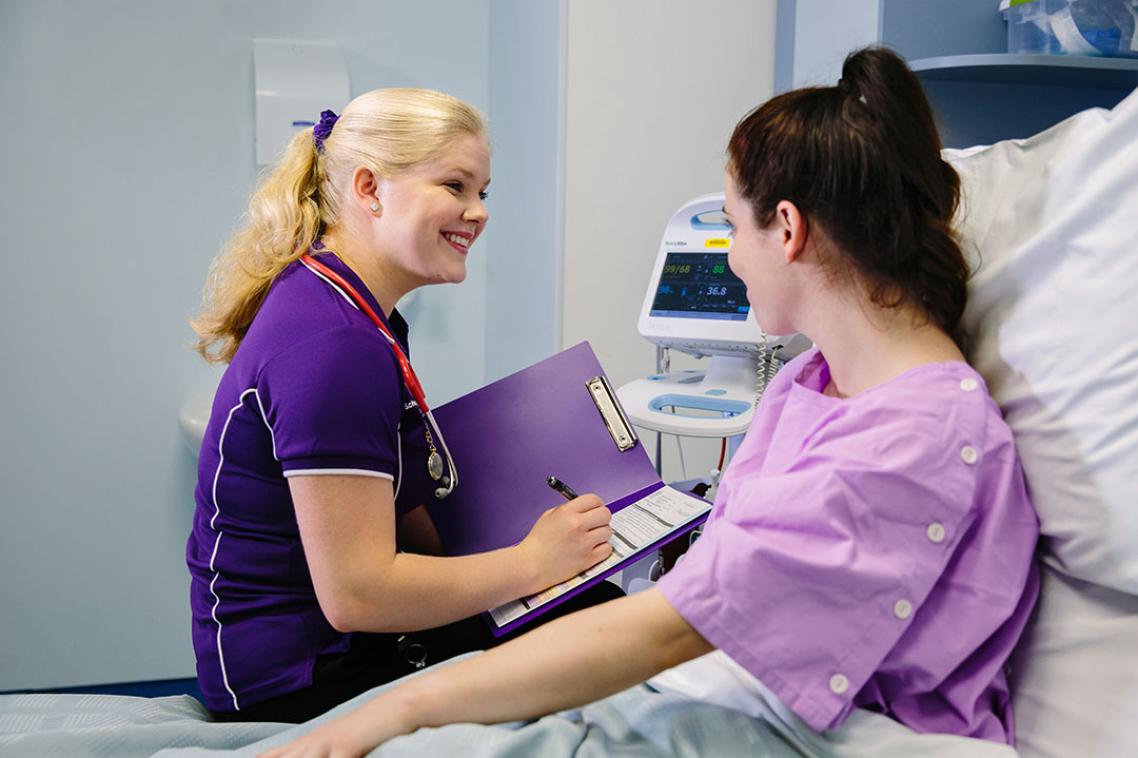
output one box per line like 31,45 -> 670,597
727,47 -> 968,337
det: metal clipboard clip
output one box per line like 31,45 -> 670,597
586,375 -> 638,452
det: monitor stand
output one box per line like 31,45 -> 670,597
616,354 -> 762,438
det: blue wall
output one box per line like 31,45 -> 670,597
484,0 -> 565,381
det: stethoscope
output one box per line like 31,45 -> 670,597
299,253 -> 458,500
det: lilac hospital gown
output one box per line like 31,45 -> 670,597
657,348 -> 1039,743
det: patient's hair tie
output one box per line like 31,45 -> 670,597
313,109 -> 339,153
837,78 -> 867,105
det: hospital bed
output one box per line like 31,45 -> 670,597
2,87 -> 1136,758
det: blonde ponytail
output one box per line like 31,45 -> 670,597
191,88 -> 486,364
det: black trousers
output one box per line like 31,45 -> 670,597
210,580 -> 625,724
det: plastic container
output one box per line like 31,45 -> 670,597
1001,0 -> 1138,57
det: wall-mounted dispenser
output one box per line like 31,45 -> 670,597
253,39 -> 350,166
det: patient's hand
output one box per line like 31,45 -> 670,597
259,707 -> 391,758
519,494 -> 613,590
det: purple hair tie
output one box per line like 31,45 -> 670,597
313,109 -> 339,152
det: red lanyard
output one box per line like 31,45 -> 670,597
299,254 -> 431,414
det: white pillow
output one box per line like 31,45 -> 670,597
946,87 -> 1138,595
1009,564 -> 1138,758
946,87 -> 1138,757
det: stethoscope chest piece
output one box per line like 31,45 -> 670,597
427,450 -> 445,481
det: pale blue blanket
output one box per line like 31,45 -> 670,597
0,654 -> 1015,758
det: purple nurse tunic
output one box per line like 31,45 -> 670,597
185,253 -> 436,713
658,347 -> 1040,743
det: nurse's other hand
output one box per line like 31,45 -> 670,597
520,494 -> 613,589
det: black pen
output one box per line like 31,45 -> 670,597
547,475 -> 579,501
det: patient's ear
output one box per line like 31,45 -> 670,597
776,200 -> 807,263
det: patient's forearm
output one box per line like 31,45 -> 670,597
259,588 -> 711,757
386,589 -> 709,737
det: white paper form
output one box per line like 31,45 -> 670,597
489,485 -> 709,628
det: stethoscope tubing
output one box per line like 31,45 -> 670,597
299,253 -> 458,498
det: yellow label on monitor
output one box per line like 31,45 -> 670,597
705,238 -> 731,248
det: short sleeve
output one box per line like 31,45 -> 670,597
257,326 -> 404,478
657,416 -> 981,732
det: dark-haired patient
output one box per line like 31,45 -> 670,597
263,47 -> 1040,758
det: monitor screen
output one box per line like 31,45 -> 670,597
648,252 -> 749,321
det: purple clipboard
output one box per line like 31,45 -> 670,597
426,341 -> 710,636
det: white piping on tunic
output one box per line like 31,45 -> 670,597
394,421 -> 403,500
252,388 -> 279,461
304,262 -> 398,348
284,468 -> 394,480
207,389 -> 265,711
306,265 -> 364,313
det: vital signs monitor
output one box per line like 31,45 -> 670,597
637,193 -> 808,357
619,193 -> 810,438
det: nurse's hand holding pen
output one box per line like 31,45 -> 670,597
518,493 -> 613,589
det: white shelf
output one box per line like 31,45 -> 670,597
911,54 -> 1138,89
